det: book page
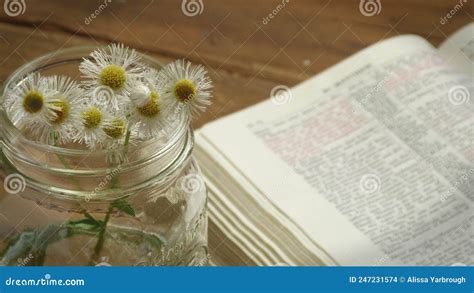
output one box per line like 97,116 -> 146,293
438,23 -> 474,76
199,34 -> 474,265
196,135 -> 333,266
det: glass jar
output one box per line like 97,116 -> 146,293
0,47 -> 209,266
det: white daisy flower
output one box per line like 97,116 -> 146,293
103,118 -> 145,164
3,73 -> 57,133
104,122 -> 141,163
127,69 -> 170,139
30,75 -> 84,145
161,60 -> 213,118
79,43 -> 144,110
74,100 -> 115,149
74,97 -> 138,150
102,116 -> 130,146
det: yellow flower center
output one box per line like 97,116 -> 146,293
174,79 -> 196,103
103,118 -> 125,139
82,107 -> 102,129
99,65 -> 126,90
48,99 -> 70,125
22,91 -> 44,113
138,91 -> 160,117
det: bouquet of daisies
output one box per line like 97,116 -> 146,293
3,43 -> 213,151
0,44 -> 214,266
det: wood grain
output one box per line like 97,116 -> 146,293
0,0 -> 472,267
0,0 -> 472,127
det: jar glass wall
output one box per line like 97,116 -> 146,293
0,47 -> 208,266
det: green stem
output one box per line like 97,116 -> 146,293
1,131 -> 139,266
110,170 -> 120,189
89,129 -> 133,264
82,210 -> 101,225
123,129 -> 131,152
110,129 -> 131,188
90,204 -> 113,264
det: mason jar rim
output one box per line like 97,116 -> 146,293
0,46 -> 196,206
0,45 -> 189,167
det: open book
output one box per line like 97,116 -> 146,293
196,23 -> 474,266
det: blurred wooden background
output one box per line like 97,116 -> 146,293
0,0 -> 472,128
0,0 -> 472,265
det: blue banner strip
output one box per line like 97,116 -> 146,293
0,266 -> 472,292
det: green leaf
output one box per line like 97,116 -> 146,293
67,218 -> 103,231
35,224 -> 69,244
32,224 -> 73,265
83,212 -> 102,225
0,219 -> 104,266
0,231 -> 35,265
112,199 -> 136,217
1,224 -> 70,266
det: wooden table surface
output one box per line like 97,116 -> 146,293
0,0 -> 472,128
0,0 -> 472,266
